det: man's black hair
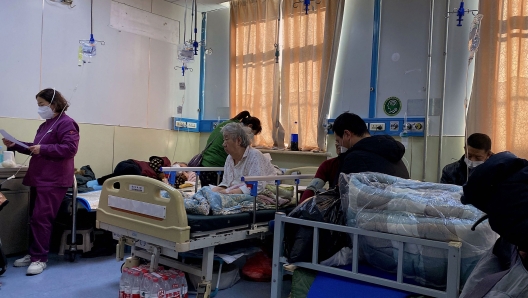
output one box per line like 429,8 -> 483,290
467,133 -> 492,152
332,112 -> 369,138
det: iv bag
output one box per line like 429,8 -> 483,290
81,41 -> 96,57
178,43 -> 195,63
468,14 -> 483,61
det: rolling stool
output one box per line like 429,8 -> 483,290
59,228 -> 94,256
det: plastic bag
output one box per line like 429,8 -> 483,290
241,252 -> 272,282
283,188 -> 349,264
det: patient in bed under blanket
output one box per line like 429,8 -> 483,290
176,123 -> 287,215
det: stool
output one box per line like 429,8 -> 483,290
59,228 -> 94,256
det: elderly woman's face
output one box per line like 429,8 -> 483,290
222,134 -> 240,155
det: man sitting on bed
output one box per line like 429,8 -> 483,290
332,112 -> 409,180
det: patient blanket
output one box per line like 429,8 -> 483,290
341,172 -> 497,289
172,186 -> 291,215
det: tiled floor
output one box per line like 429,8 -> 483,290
0,253 -> 291,298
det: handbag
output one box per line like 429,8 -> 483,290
188,134 -> 220,167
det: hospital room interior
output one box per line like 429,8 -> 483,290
1,0 -> 528,297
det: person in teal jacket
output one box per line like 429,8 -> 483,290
199,111 -> 262,186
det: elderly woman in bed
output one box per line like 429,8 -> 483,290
211,122 -> 276,194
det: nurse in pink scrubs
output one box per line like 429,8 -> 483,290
2,88 -> 79,275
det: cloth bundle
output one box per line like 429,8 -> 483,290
341,172 -> 497,289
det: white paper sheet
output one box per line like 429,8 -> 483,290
0,129 -> 28,148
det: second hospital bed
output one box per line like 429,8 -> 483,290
95,169 -> 314,298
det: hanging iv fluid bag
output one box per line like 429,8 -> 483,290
468,14 -> 483,61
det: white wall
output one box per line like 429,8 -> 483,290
329,0 -> 479,137
203,8 -> 231,120
0,0 -> 201,129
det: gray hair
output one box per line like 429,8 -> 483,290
221,122 -> 254,148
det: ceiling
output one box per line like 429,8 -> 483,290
164,0 -> 229,12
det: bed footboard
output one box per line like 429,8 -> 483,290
96,175 -> 190,244
271,213 -> 462,298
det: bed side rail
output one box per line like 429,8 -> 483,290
271,213 -> 462,298
162,166 -> 224,192
96,175 -> 190,244
242,174 -> 314,228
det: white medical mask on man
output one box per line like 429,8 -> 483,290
37,89 -> 56,119
464,157 -> 485,169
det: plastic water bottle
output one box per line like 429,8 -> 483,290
290,121 -> 299,151
120,268 -> 130,298
148,276 -> 162,298
179,272 -> 188,298
130,270 -> 142,298
170,273 -> 181,298
140,274 -> 152,298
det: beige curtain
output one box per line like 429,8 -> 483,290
280,0 -> 344,151
468,0 -> 528,158
230,0 -> 279,147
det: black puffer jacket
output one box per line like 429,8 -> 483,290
338,135 -> 409,180
462,151 -> 528,250
440,155 -> 473,186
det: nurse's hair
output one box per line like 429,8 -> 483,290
36,88 -> 69,112
221,123 -> 253,148
231,111 -> 262,135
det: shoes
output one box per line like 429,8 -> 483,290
26,261 -> 46,275
13,255 -> 31,267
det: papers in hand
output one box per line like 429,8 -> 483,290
0,129 -> 28,149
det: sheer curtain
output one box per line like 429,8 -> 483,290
230,0 -> 279,147
280,0 -> 344,151
468,0 -> 528,158
230,0 -> 343,150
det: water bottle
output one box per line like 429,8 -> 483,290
160,274 -> 171,297
140,274 -> 152,298
290,121 -> 299,151
120,268 -> 130,298
170,273 -> 181,298
148,276 -> 162,298
179,272 -> 188,298
131,270 -> 142,298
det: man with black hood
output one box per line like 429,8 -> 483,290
332,112 -> 409,179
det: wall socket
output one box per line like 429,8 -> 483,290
186,122 -> 197,129
369,123 -> 385,131
404,122 -> 424,131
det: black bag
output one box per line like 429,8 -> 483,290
188,134 -> 220,167
283,188 -> 349,263
0,237 -> 6,276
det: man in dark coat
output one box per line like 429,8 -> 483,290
332,112 -> 409,180
440,133 -> 492,186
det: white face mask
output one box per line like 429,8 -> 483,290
37,88 -> 56,119
464,157 -> 485,169
38,105 -> 54,119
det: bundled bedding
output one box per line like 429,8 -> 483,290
163,184 -> 295,215
340,172 -> 497,289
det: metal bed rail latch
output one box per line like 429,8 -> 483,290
196,281 -> 212,298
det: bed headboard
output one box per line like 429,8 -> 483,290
96,175 -> 190,244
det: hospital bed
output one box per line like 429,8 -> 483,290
95,169 -> 314,298
270,214 -> 463,298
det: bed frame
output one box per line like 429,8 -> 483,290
96,171 -> 314,298
270,213 -> 463,298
